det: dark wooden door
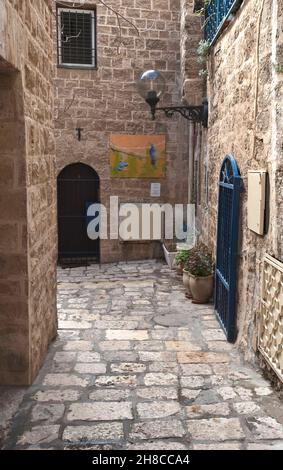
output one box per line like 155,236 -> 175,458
57,163 -> 100,262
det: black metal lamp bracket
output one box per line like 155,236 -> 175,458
146,97 -> 208,128
157,100 -> 208,127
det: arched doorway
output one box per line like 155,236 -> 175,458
57,163 -> 100,264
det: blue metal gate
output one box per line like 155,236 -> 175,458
215,155 -> 242,343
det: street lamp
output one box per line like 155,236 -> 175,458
137,69 -> 208,127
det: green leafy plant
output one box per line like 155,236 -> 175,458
197,39 -> 210,80
274,63 -> 283,74
199,69 -> 209,79
197,39 -> 210,58
195,0 -> 212,16
175,250 -> 190,267
184,243 -> 213,277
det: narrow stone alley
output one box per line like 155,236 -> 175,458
3,261 -> 283,450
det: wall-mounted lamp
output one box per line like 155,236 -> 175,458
137,70 -> 208,127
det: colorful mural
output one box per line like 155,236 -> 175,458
110,134 -> 166,178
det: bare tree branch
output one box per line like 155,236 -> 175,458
63,29 -> 82,43
55,91 -> 77,120
54,1 -> 141,121
55,1 -> 139,37
98,0 -> 139,36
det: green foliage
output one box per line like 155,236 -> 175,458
274,63 -> 283,74
197,55 -> 206,65
199,69 -> 209,79
197,39 -> 210,57
196,39 -> 210,80
184,243 -> 213,277
195,1 -> 212,17
175,250 -> 190,266
195,8 -> 205,16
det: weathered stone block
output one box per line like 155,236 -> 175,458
67,402 -> 133,421
186,418 -> 245,441
137,401 -> 180,419
130,419 -> 185,440
63,423 -> 124,442
177,352 -> 229,363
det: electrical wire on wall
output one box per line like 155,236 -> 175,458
251,0 -> 265,161
249,0 -> 266,349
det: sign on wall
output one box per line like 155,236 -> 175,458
110,134 -> 166,178
150,183 -> 161,197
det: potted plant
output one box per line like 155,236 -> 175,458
175,249 -> 190,275
174,249 -> 193,299
176,249 -> 193,298
184,243 -> 214,304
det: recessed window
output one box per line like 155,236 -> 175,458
57,8 -> 96,68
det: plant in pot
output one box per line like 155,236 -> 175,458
175,250 -> 190,275
184,243 -> 214,304
175,249 -> 194,299
175,249 -> 193,299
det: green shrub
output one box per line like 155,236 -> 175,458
175,250 -> 190,267
184,243 -> 213,277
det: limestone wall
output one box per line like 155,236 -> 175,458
54,0 -> 189,263
197,0 -> 283,361
180,0 -> 204,105
0,0 -> 57,385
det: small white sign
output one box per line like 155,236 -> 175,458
150,183 -> 161,198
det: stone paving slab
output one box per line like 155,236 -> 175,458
1,260 -> 283,450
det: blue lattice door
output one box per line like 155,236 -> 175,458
215,155 -> 242,342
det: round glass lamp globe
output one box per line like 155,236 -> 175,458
137,70 -> 166,100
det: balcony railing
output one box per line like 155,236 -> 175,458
204,0 -> 243,44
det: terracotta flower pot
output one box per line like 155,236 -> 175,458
189,273 -> 214,304
183,269 -> 192,298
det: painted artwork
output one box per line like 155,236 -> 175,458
110,134 -> 166,178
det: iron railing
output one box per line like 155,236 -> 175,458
204,0 -> 243,44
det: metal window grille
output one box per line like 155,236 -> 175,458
57,8 -> 96,68
205,0 -> 243,45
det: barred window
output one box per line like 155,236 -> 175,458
57,8 -> 96,68
205,0 -> 243,44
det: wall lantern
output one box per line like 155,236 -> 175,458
137,70 -> 208,127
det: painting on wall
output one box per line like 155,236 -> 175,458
110,134 -> 166,178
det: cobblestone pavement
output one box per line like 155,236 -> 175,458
3,261 -> 283,450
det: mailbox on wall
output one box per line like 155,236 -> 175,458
247,170 -> 267,235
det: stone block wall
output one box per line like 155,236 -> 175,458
180,0 -> 206,207
195,0 -> 283,361
54,0 -> 190,263
0,0 -> 57,385
180,0 -> 204,105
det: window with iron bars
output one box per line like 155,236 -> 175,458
57,8 -> 97,68
204,0 -> 243,45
